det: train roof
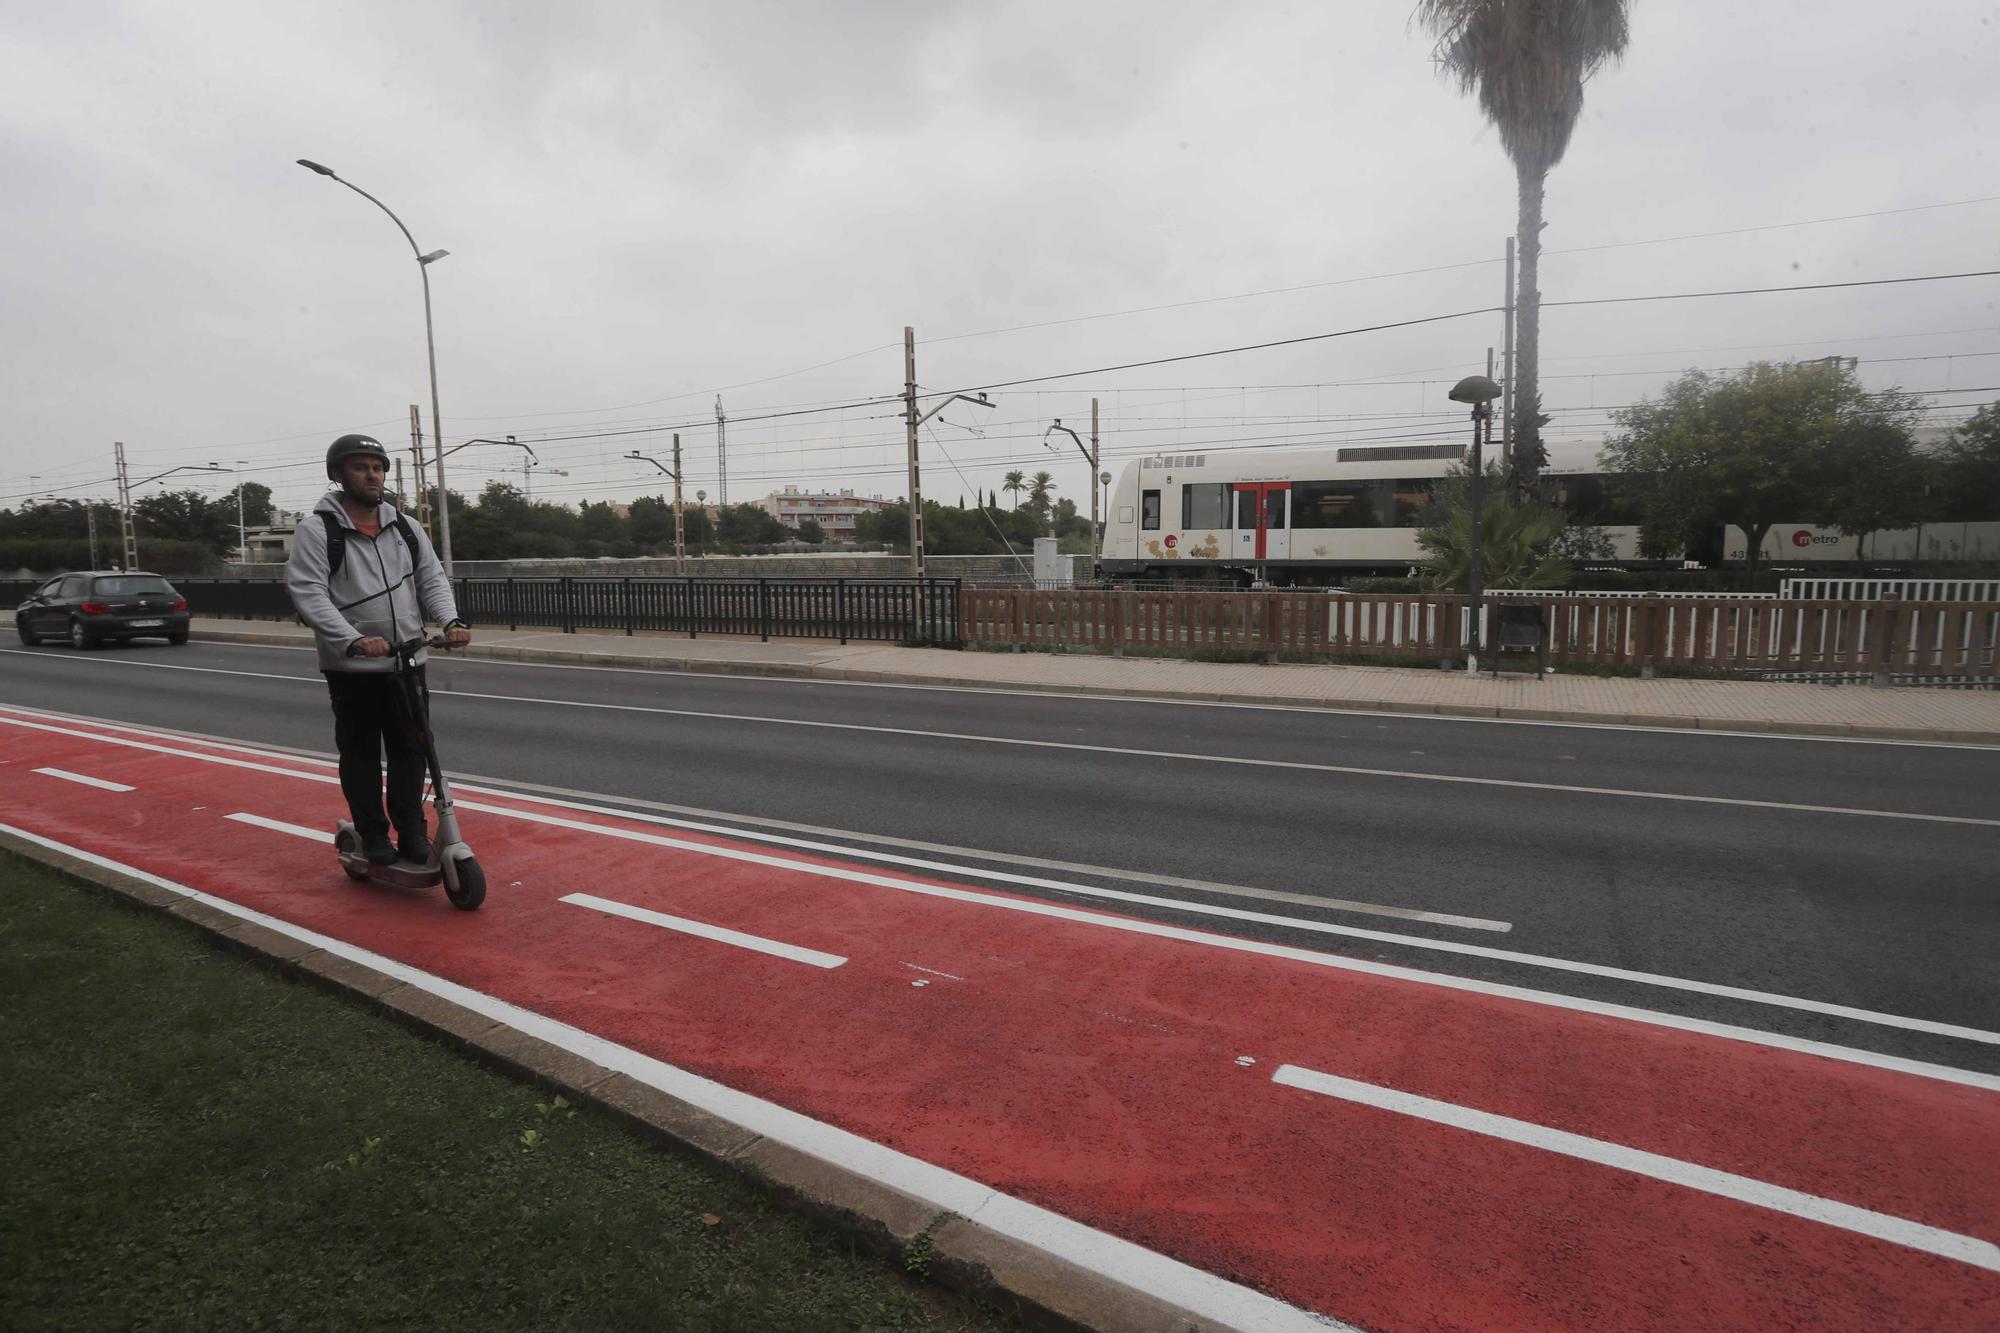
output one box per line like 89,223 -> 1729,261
1115,437 -> 1608,481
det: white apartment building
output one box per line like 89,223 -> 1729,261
756,486 -> 893,542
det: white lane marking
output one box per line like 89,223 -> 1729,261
0,702 -> 1505,933
135,639 -> 2000,751
8,655 -> 1996,824
0,822 -> 1339,1333
903,962 -> 966,981
32,767 -> 134,792
5,707 -> 1999,1086
226,812 -> 331,842
1272,1063 -> 2000,1275
562,892 -> 846,969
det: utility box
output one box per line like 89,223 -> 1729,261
1491,601 -> 1549,677
1033,536 -> 1070,587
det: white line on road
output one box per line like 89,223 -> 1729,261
225,812 -> 331,842
562,892 -> 846,969
32,767 -> 134,792
1,701 -> 1506,932
4,706 -> 1998,1087
0,821 -> 1340,1333
1271,1063 -> 2000,1274
86,638 -> 2000,751
5,652 -> 1993,824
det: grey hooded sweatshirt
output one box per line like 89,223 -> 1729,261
286,494 -> 461,673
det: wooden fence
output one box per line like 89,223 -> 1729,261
958,588 -> 2000,683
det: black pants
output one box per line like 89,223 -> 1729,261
325,667 -> 431,838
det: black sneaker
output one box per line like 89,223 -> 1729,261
397,829 -> 433,865
362,830 -> 398,865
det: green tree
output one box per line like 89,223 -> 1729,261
715,503 -> 786,547
1415,462 -> 1571,590
1602,361 -> 1922,584
1933,402 -> 2000,523
797,517 -> 827,544
1819,419 -> 1925,560
133,490 -> 234,554
1026,471 -> 1057,519
577,500 -> 626,553
1002,470 -> 1026,508
1416,0 -> 1632,487
226,482 -> 275,527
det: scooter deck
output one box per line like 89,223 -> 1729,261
337,852 -> 445,888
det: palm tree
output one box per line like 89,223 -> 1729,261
1002,470 -> 1026,509
1416,0 -> 1630,489
1027,471 -> 1057,519
1415,463 -> 1571,590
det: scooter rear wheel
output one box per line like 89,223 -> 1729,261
334,826 -> 370,881
446,856 -> 486,911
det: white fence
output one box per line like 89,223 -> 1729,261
1780,578 -> 2000,602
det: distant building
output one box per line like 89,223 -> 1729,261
755,486 -> 893,542
239,510 -> 309,563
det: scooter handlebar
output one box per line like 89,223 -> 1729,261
392,634 -> 457,656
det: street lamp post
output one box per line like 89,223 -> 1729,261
296,158 -> 454,574
1448,374 -> 1502,673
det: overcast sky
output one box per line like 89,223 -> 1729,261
3,0 -> 1996,522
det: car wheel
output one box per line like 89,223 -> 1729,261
16,618 -> 38,646
69,618 -> 98,650
168,630 -> 189,646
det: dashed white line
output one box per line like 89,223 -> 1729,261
32,767 -> 134,793
561,892 -> 846,969
1272,1063 -> 2000,1274
226,812 -> 331,842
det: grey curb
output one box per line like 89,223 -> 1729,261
192,625 -> 1998,744
0,829 -> 1244,1333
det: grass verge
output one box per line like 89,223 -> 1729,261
0,851 -> 1012,1332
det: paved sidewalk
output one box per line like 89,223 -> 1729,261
189,617 -> 2000,743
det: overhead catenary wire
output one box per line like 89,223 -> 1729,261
928,270 -> 2000,401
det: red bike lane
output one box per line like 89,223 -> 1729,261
3,704 -> 1996,1332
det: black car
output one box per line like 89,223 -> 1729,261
15,571 -> 192,649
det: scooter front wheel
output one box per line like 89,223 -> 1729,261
445,856 -> 486,911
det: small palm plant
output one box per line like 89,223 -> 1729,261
1416,464 -> 1573,590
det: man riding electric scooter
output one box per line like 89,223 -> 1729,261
287,435 -> 471,868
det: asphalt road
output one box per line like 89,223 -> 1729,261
4,637 -> 1996,1078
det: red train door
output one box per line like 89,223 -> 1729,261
1232,482 -> 1291,561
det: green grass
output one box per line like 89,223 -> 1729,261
0,852 -> 1013,1332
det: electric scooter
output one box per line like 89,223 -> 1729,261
333,634 -> 486,910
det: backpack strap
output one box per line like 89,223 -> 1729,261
318,509 -> 347,578
391,514 -> 421,570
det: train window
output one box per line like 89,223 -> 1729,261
1291,481 -> 1374,528
1293,478 -> 1435,527
1236,489 -> 1258,527
1141,489 -> 1161,530
1549,474 -> 1639,526
1386,479 -> 1433,526
1265,491 -> 1286,528
1182,483 -> 1230,529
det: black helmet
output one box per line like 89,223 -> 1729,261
326,433 -> 392,479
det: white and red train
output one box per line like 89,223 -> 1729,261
1097,439 -> 1997,584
